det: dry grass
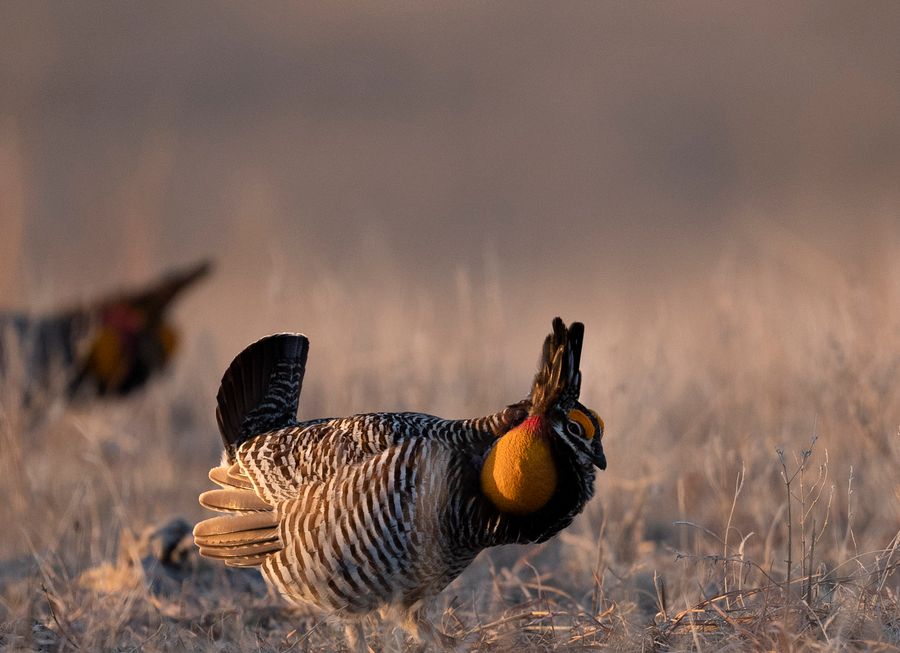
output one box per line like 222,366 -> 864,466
1,235 -> 899,652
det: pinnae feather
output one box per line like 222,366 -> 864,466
528,317 -> 584,415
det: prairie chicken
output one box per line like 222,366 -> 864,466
194,318 -> 605,650
0,260 -> 210,401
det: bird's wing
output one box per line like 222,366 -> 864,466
195,462 -> 282,568
232,404 -> 527,504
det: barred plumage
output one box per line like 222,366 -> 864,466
195,319 -> 606,650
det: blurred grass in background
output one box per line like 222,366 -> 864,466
2,233 -> 898,649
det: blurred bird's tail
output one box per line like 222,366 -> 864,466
130,259 -> 213,318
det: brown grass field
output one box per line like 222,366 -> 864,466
1,231 -> 898,652
2,4 -> 900,650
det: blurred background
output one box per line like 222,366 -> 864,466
3,2 -> 899,336
1,3 -> 899,648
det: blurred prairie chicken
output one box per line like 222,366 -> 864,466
0,260 -> 211,401
194,318 -> 605,650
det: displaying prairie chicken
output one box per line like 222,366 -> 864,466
194,318 -> 606,650
0,260 -> 211,401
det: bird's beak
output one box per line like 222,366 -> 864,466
592,451 -> 607,470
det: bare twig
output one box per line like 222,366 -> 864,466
723,463 -> 745,607
805,518 -> 816,604
778,448 -> 794,599
41,583 -> 81,650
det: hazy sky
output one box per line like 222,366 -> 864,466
1,2 -> 898,313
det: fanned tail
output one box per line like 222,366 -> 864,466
215,333 -> 309,461
198,332 -> 306,569
528,317 -> 584,415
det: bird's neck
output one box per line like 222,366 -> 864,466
479,415 -> 558,515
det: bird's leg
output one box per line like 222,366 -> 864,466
375,606 -> 407,653
380,624 -> 407,653
401,609 -> 465,652
343,621 -> 373,653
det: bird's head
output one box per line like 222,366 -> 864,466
527,318 -> 606,470
480,318 -> 606,515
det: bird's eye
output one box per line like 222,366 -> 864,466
566,409 -> 595,440
565,420 -> 584,438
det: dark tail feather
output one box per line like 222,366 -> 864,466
215,333 -> 309,460
529,318 -> 584,415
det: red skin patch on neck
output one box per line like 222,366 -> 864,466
522,415 -> 549,435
